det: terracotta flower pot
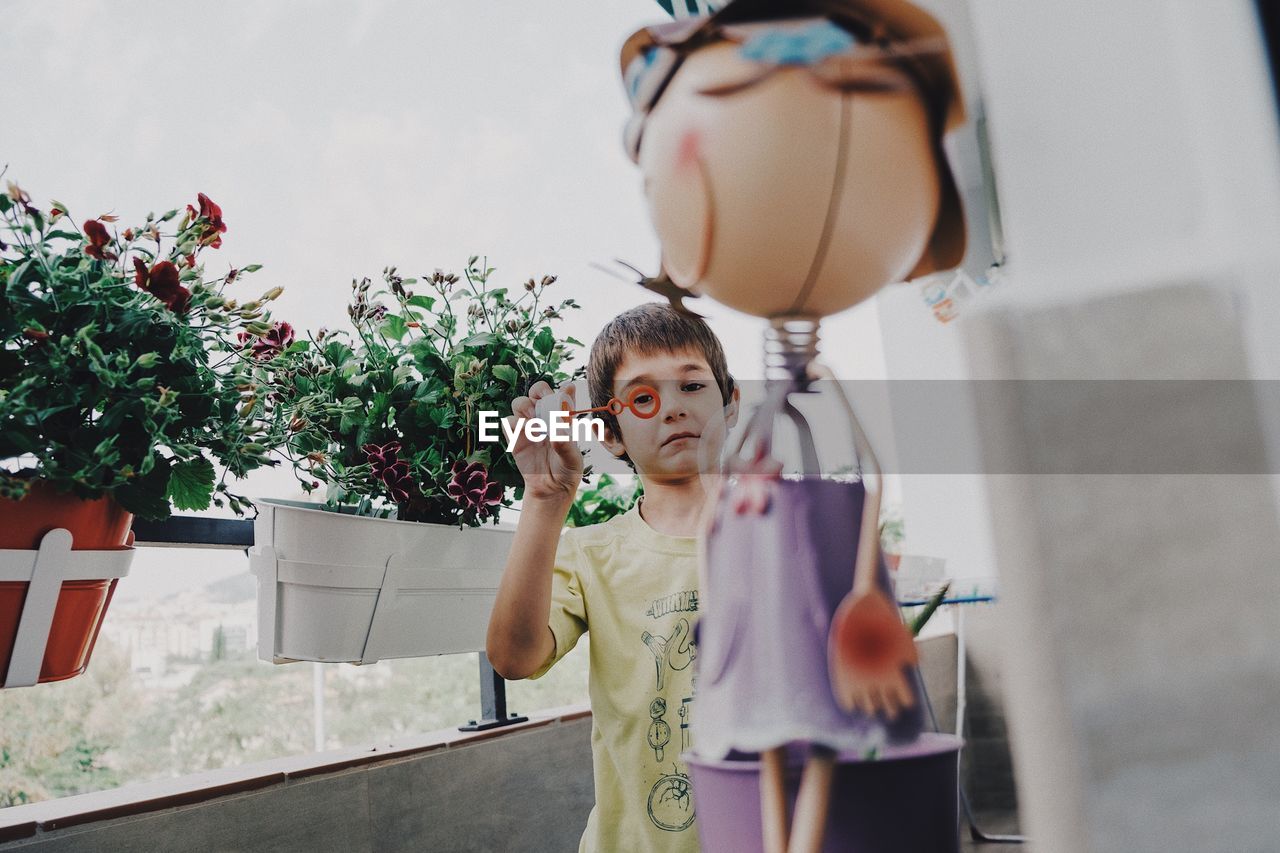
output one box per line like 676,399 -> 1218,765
0,479 -> 134,550
0,481 -> 134,685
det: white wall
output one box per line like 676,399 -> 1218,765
966,0 -> 1280,523
871,0 -> 1004,581
874,0 -> 1280,579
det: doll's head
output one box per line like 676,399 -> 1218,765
621,0 -> 967,319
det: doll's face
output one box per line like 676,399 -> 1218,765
639,40 -> 941,319
601,347 -> 739,482
623,15 -> 966,320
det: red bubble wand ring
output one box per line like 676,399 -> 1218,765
562,385 -> 662,420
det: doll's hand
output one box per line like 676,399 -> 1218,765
727,441 -> 783,515
829,588 -> 918,719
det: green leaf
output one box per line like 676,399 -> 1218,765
382,314 -> 407,341
114,463 -> 174,521
339,397 -> 366,433
166,456 -> 216,511
369,391 -> 392,427
11,260 -> 39,287
533,327 -> 555,356
492,364 -> 518,386
407,295 -> 436,311
461,332 -> 495,348
242,264 -> 263,273
910,582 -> 951,637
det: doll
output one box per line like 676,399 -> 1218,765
620,2 -> 967,850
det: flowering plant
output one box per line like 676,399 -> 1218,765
267,257 -> 582,527
0,178 -> 289,519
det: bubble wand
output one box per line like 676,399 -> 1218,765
562,385 -> 662,420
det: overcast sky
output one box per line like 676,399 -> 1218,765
2,1 -> 890,593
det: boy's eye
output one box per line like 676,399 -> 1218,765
634,394 -> 655,406
681,382 -> 706,392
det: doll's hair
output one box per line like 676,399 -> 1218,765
588,303 -> 735,464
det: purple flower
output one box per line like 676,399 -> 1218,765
361,441 -> 402,472
446,460 -> 504,517
238,321 -> 295,360
361,442 -> 414,503
380,460 -> 413,503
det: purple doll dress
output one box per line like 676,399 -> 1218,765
693,477 -> 924,760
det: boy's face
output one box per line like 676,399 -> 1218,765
601,347 -> 738,481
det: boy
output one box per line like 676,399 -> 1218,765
486,303 -> 739,853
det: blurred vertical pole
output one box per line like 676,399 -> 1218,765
312,662 -> 325,751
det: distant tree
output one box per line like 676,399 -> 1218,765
0,636 -> 591,808
210,625 -> 227,663
0,639 -> 138,806
119,655 -> 312,778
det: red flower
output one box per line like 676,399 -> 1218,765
189,192 -> 226,248
133,258 -> 192,314
360,442 -> 414,502
379,460 -> 414,503
446,460 -> 504,517
22,328 -> 50,342
361,441 -> 403,472
237,321 -> 294,359
83,219 -> 116,260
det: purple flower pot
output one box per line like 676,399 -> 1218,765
686,733 -> 963,853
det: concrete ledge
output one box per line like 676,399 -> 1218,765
0,640 -> 1000,851
0,704 -> 593,852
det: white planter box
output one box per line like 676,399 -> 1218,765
251,499 -> 515,665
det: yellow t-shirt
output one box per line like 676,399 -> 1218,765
532,504 -> 700,853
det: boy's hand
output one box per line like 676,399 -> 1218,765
508,381 -> 584,503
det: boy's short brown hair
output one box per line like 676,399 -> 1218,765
587,303 -> 735,452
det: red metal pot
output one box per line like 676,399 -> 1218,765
0,481 -> 133,684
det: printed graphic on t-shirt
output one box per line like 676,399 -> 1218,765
642,617 -> 696,690
646,589 -> 699,619
648,764 -> 695,832
639,593 -> 699,834
643,689 -> 697,832
649,698 -> 672,761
